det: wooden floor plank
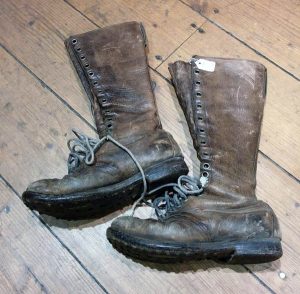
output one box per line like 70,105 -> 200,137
0,178 -> 105,294
0,48 -> 95,187
66,0 -> 206,67
0,0 -> 96,125
157,21 -> 300,180
251,155 -> 300,293
183,0 -> 300,79
0,36 -> 270,294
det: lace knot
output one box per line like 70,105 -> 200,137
67,129 -> 104,171
147,175 -> 203,220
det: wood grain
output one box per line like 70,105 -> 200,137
251,155 -> 300,293
0,178 -> 105,293
0,0 -> 96,125
157,21 -> 300,180
183,0 -> 300,79
0,37 -> 270,294
67,0 -> 205,67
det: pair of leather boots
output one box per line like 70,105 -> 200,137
23,22 -> 282,264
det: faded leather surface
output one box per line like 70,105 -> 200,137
111,199 -> 279,242
111,57 -> 281,243
25,22 -> 185,196
28,131 -> 180,194
170,57 -> 267,202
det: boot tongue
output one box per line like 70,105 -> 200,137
169,61 -> 202,160
168,61 -> 193,112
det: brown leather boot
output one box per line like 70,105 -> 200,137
107,57 -> 282,264
22,22 -> 188,220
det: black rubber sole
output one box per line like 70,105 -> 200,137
107,227 -> 282,264
22,157 -> 188,220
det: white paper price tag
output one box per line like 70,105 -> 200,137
195,59 -> 216,72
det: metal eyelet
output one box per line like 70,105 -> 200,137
202,171 -> 209,177
201,153 -> 210,160
72,39 -> 77,44
196,92 -> 202,97
196,81 -> 201,85
203,163 -> 210,169
195,69 -> 200,74
201,140 -> 206,145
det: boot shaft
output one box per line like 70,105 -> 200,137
169,57 -> 267,199
65,22 -> 161,139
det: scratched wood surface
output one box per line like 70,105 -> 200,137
0,0 -> 299,293
183,0 -> 300,79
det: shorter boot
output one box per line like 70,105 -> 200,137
22,22 -> 188,220
107,57 -> 282,264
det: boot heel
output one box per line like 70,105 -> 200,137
224,237 -> 283,264
145,157 -> 188,189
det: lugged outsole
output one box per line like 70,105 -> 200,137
22,157 -> 188,220
106,227 -> 283,264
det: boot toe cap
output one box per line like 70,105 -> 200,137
110,215 -> 160,237
23,179 -> 61,207
26,179 -> 56,193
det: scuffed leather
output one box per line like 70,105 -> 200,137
170,57 -> 267,201
27,131 -> 179,194
66,21 -> 159,139
112,199 -> 278,242
111,57 -> 281,243
26,22 -> 184,196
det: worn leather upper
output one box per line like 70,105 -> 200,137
111,199 -> 280,242
66,21 -> 158,139
26,22 -> 184,196
111,57 -> 281,243
169,57 -> 267,202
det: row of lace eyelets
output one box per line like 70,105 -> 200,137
194,66 -> 211,180
72,38 -> 113,132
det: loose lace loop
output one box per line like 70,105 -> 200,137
67,129 -> 148,197
67,130 -> 104,169
66,130 -> 203,220
148,175 -> 203,220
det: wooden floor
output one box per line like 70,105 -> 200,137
0,0 -> 299,293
